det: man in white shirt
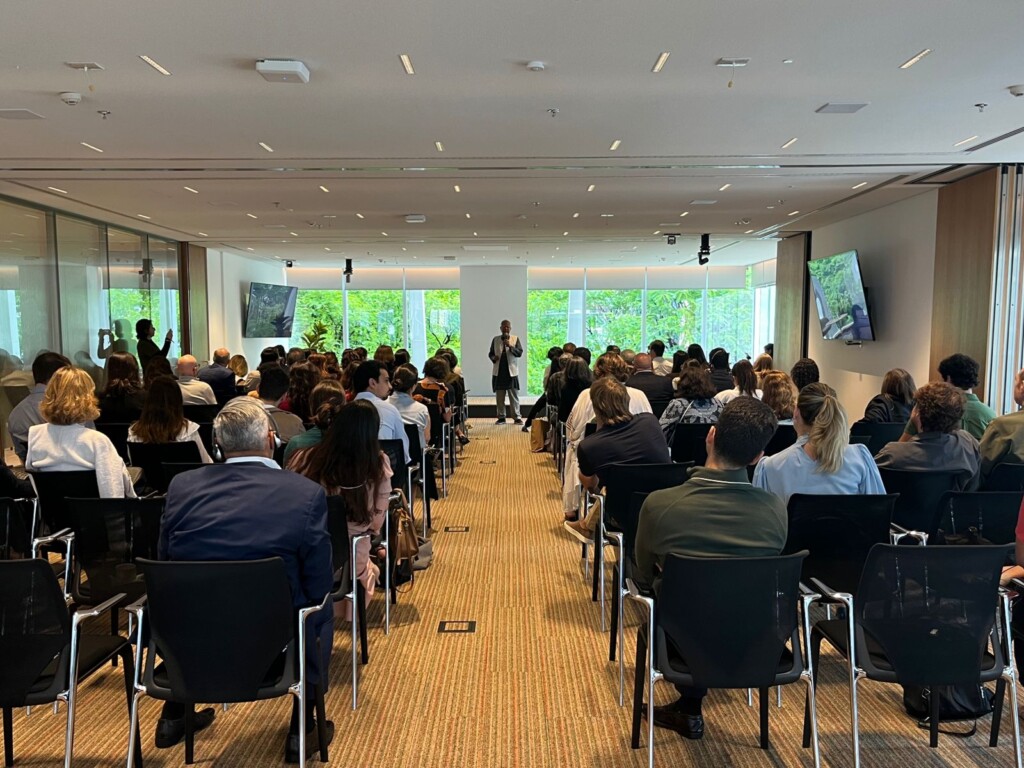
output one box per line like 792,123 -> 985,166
352,360 -> 410,463
175,355 -> 217,405
648,340 -> 673,376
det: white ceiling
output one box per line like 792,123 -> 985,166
0,0 -> 1022,267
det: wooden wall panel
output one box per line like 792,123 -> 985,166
929,168 -> 999,394
774,232 -> 810,373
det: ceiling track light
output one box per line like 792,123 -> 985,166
399,54 -> 415,75
698,233 -> 711,265
652,52 -> 670,73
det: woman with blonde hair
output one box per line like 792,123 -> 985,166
25,366 -> 136,498
753,382 -> 884,504
760,370 -> 796,424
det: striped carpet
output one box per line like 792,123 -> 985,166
8,420 -> 1022,767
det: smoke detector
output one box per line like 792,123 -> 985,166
404,214 -> 427,224
255,59 -> 310,83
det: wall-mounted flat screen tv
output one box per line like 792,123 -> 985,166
243,282 -> 297,338
807,250 -> 875,341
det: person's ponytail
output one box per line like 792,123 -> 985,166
798,383 -> 848,474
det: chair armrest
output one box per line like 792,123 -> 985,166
890,523 -> 928,546
808,578 -> 853,608
72,592 -> 127,626
297,591 -> 332,625
1011,578 -> 1024,595
32,527 -> 74,551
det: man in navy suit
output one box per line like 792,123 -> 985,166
198,347 -> 238,405
158,397 -> 334,762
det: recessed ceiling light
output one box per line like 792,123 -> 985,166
781,137 -> 798,149
473,232 -> 478,237
184,186 -> 199,194
953,135 -> 979,147
718,183 -> 731,191
453,185 -> 461,193
324,247 -> 331,252
679,211 -> 689,217
258,142 -> 274,153
609,139 -> 621,151
434,141 -> 445,152
319,185 -> 330,193
782,59 -> 794,65
355,213 -> 365,219
899,48 -> 932,70
563,231 -> 569,236
745,229 -> 755,234
600,213 -> 614,217
572,212 -> 580,218
653,230 -> 661,235
246,247 -> 254,252
80,142 -> 103,153
289,231 -> 299,237
139,55 -> 172,76
322,214 -> 336,219
851,182 -> 868,189
465,213 -> 471,219
399,54 -> 415,75
137,214 -> 151,220
652,52 -> 670,73
47,186 -> 68,194
196,232 -> 208,237
587,184 -> 596,192
381,231 -> 389,237
246,213 -> 258,219
788,210 -> 800,216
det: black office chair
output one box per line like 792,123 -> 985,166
849,421 -> 906,456
425,402 -> 450,498
629,551 -> 819,768
127,558 -> 331,767
985,463 -> 1024,492
670,423 -> 712,466
127,442 -> 202,494
379,439 -> 409,494
161,463 -> 207,488
808,544 -> 1020,765
764,424 -> 798,456
27,471 -> 99,593
784,494 -> 898,595
93,422 -> 132,463
0,559 -> 140,768
326,496 -> 370,710
878,467 -> 963,538
936,491 -> 1023,545
403,423 -> 435,537
0,497 -> 32,560
182,404 -> 221,456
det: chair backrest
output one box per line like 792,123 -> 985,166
1,385 -> 30,410
849,421 -> 906,456
161,462 -> 207,488
984,462 -> 1024,492
181,404 -> 221,454
849,434 -> 872,448
855,544 -> 1007,686
425,402 -> 445,446
878,468 -> 961,535
584,422 -> 597,438
139,557 -> 296,702
0,498 -> 31,559
28,470 -> 99,533
763,425 -> 797,457
602,463 -> 692,555
784,493 -> 898,594
670,423 -> 712,466
379,439 -> 408,491
0,559 -> 71,707
403,423 -> 423,465
325,495 -> 353,576
937,491 -> 1023,545
93,422 -> 131,462
127,441 -> 202,494
658,551 -> 806,689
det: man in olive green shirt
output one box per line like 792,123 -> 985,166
634,397 -> 787,741
979,367 -> 1024,482
901,353 -> 995,441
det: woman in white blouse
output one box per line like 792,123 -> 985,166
26,366 -> 136,498
388,364 -> 431,451
127,374 -> 212,462
716,359 -> 763,404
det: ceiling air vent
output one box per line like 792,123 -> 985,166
404,214 -> 427,224
816,102 -> 869,114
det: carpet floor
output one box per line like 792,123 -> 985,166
7,420 -> 1022,767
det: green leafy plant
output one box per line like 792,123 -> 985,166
301,319 -> 330,352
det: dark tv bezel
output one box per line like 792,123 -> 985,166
807,250 -> 876,342
243,281 -> 298,339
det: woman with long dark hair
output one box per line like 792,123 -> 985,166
716,359 -> 762,404
288,400 -> 392,602
279,361 -> 320,423
98,351 -> 147,421
128,375 -> 211,462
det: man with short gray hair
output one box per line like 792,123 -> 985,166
176,354 -> 216,405
158,397 -> 334,759
199,347 -> 237,405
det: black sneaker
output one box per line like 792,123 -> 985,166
495,418 -> 507,424
513,418 -> 524,425
155,707 -> 216,748
643,702 -> 705,740
285,720 -> 335,763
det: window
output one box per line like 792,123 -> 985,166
526,289 -> 577,395
645,289 -> 704,351
705,287 -> 755,362
289,290 -> 344,351
585,289 -> 643,353
346,290 -> 404,352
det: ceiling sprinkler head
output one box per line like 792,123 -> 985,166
547,108 -> 559,117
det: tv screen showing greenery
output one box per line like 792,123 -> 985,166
244,282 -> 297,338
807,250 -> 875,341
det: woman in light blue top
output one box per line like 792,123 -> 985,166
753,381 -> 885,504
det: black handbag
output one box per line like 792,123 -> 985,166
902,684 -> 994,736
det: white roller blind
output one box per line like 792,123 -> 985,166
404,268 -> 459,289
344,268 -> 404,290
645,266 -> 708,290
286,268 -> 343,290
751,259 -> 777,287
707,266 -> 748,289
585,267 -> 645,289
528,268 -> 585,290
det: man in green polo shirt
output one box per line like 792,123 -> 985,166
634,397 -> 786,741
900,353 -> 995,442
979,366 -> 1024,482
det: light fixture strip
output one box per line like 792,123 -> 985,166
718,183 -> 731,191
319,185 -> 330,193
47,186 -> 68,194
139,55 -> 172,76
399,54 -> 415,75
184,186 -> 199,194
679,211 -> 689,217
197,232 -> 208,237
258,142 -> 275,153
434,141 -> 445,152
787,210 -> 800,216
652,52 -> 670,73
851,182 -> 868,189
453,184 -> 461,192
899,48 -> 932,70
781,137 -> 798,149
609,139 -> 621,151
587,184 -> 596,192
953,135 -> 979,148
80,142 -> 104,153
289,231 -> 299,237
137,214 -> 151,220
355,213 -> 365,219
246,213 -> 258,219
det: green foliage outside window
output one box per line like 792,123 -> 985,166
526,290 -> 569,396
424,289 -> 461,359
585,290 -> 642,352
289,290 -> 344,351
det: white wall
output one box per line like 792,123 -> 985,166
206,249 -> 286,366
459,266 -> 528,397
809,191 -> 938,418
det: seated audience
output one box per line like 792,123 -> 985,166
621,349 -> 636,373
760,371 -> 796,424
413,357 -> 451,418
875,381 -> 981,490
564,378 -> 670,540
373,345 -> 396,376
573,346 -> 592,366
389,364 -> 430,451
256,366 -> 306,442
557,357 -> 593,423
901,353 -> 995,441
708,348 -> 732,391
716,359 -> 762,404
159,398 -> 332,757
523,347 -> 564,430
26,367 -> 136,498
436,347 -> 463,377
626,353 -> 675,418
286,347 -> 307,368
307,353 -> 328,379
752,353 -> 773,386
753,382 -> 884,504
634,397 -> 785,741
859,368 -> 916,424
659,363 -> 724,445
282,379 -> 346,464
288,399 -> 391,601
175,355 -> 216,405
97,352 -> 147,422
648,340 -> 672,376
394,348 -> 411,368
353,360 -> 410,463
686,343 -> 707,367
228,354 -> 260,393
435,349 -> 469,443
144,356 -> 174,389
7,351 -> 72,462
257,346 -> 281,374
127,376 -> 212,463
669,350 -> 689,388
198,348 -> 236,404
606,344 -> 621,355
979,366 -> 1024,482
790,357 -> 820,392
279,362 -> 320,423
323,352 -> 343,381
